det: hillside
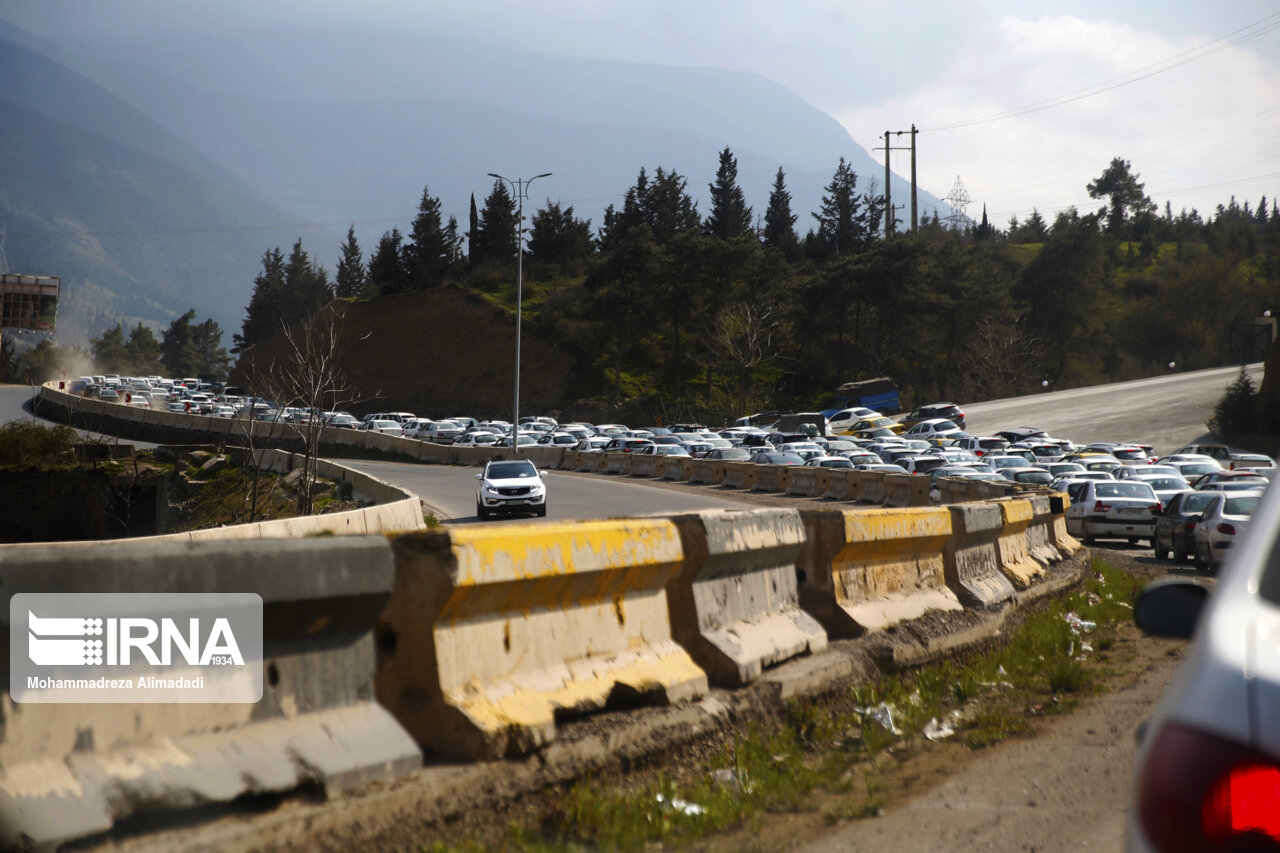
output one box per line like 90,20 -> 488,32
229,287 -> 578,421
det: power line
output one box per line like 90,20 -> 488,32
924,12 -> 1280,132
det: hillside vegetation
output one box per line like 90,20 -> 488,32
225,153 -> 1280,426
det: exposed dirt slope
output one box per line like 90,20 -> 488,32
230,287 -> 578,421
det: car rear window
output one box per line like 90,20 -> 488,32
1224,495 -> 1261,515
1095,482 -> 1155,499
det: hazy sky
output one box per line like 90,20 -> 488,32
9,0 -> 1280,224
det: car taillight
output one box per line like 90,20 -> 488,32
1217,523 -> 1237,535
1152,503 -> 1164,513
1137,723 -> 1280,851
1184,522 -> 1198,531
1094,501 -> 1111,512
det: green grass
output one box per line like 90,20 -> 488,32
419,559 -> 1143,851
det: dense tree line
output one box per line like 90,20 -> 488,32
231,148 -> 1280,424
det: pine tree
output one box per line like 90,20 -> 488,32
235,247 -> 286,353
763,167 -> 800,260
368,227 -> 410,295
405,185 -> 452,289
282,239 -> 333,322
473,179 -> 518,267
90,325 -> 130,373
161,312 -> 229,377
335,226 -> 366,299
529,202 -> 594,268
812,157 -> 869,258
705,146 -> 753,240
125,323 -> 162,373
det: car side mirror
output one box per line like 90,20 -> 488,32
475,473 -> 483,479
1133,578 -> 1211,639
540,470 -> 549,477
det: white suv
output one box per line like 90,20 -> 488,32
475,460 -> 548,520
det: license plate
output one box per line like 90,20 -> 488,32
1118,507 -> 1143,516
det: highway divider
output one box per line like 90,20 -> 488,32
992,498 -> 1047,589
0,536 -> 421,850
375,519 -> 709,760
663,508 -> 827,685
796,507 -> 961,636
942,502 -> 1018,607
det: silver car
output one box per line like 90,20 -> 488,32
1064,479 -> 1161,545
1129,479 -> 1280,851
1192,489 -> 1264,571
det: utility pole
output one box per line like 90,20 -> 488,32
875,127 -> 918,237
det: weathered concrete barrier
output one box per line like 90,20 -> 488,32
1026,495 -> 1065,565
1048,493 -> 1083,555
752,464 -> 788,492
376,521 -> 709,759
935,477 -> 974,504
721,461 -> 754,490
629,453 -> 661,478
993,498 -> 1046,589
660,456 -> 693,481
0,537 -> 421,850
786,466 -> 822,497
824,470 -> 857,501
796,507 -> 961,636
856,471 -> 888,505
883,473 -> 930,507
602,451 -> 631,475
577,451 -> 605,473
523,447 -> 565,471
942,502 -> 1018,607
687,459 -> 724,485
664,509 -> 827,685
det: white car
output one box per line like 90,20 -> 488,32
1129,481 -> 1280,851
1064,479 -> 1161,545
454,431 -> 501,447
902,418 -> 962,438
359,419 -> 404,436
209,405 -> 237,418
1192,489 -> 1264,571
475,459 -> 548,519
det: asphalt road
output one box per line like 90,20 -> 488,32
335,458 -> 751,522
2,363 -> 1263,519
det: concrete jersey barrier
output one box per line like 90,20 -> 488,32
376,520 -> 708,760
943,502 -> 1018,608
663,508 -> 827,685
797,507 -> 962,636
0,536 -> 421,850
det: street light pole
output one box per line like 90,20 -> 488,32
487,171 -> 551,455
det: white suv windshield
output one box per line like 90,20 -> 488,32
487,461 -> 538,479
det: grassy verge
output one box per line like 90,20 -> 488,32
422,559 -> 1142,852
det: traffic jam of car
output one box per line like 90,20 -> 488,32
74,375 -> 1274,569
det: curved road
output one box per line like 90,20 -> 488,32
2,362 -> 1263,521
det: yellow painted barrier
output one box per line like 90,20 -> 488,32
994,498 -> 1046,588
797,507 -> 961,636
377,520 -> 708,759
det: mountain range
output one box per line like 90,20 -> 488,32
0,17 -> 950,347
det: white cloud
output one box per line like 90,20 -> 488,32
837,14 -> 1280,223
